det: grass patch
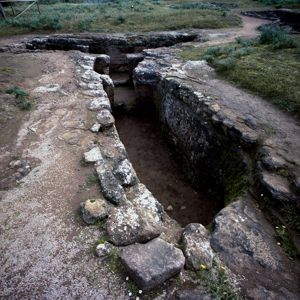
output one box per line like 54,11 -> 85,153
5,86 -> 32,110
0,1 -> 242,36
85,173 -> 99,187
275,224 -> 299,259
180,27 -> 300,118
192,261 -> 240,300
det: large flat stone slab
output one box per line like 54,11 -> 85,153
120,238 -> 185,290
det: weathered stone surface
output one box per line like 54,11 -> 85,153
260,171 -> 294,202
96,109 -> 115,128
182,223 -> 213,270
120,238 -> 185,290
95,241 -> 114,258
83,147 -> 103,163
94,55 -> 110,75
113,159 -> 138,187
106,203 -> 162,246
127,53 -> 144,78
80,198 -> 108,225
87,97 -> 111,111
211,198 -> 280,271
90,122 -> 101,133
130,184 -> 164,222
95,161 -> 127,205
100,75 -> 114,105
27,32 -> 197,53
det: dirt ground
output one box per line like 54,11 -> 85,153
0,51 -> 131,299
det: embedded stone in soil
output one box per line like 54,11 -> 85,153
114,86 -> 222,226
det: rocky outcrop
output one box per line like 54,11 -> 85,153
120,238 -> 185,290
211,196 -> 299,298
182,223 -> 214,270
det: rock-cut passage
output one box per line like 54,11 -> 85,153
112,72 -> 222,226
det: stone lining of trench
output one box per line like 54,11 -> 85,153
74,49 -> 299,295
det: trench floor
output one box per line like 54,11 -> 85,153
114,85 -> 221,226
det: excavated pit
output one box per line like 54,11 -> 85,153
110,70 -> 223,226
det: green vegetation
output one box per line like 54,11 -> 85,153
180,26 -> 300,118
192,261 -> 240,300
259,24 -> 297,49
0,1 -> 245,35
85,173 -> 99,187
5,86 -> 32,110
275,224 -> 299,259
282,205 -> 300,231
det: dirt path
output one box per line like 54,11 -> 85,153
0,51 -> 129,299
190,15 -> 271,48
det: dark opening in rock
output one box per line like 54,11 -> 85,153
110,69 -> 222,226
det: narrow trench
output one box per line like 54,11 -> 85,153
110,70 -> 221,226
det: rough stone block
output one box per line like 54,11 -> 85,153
182,223 -> 213,270
95,161 -> 127,205
94,55 -> 110,75
80,198 -> 108,225
106,203 -> 162,246
120,238 -> 185,290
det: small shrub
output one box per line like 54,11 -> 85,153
214,57 -> 237,72
6,86 -> 32,110
259,24 -> 296,49
17,98 -> 32,110
195,262 -> 239,300
115,15 -> 125,24
6,86 -> 28,98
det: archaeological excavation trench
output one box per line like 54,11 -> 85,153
1,27 -> 299,299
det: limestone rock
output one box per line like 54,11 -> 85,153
80,198 -> 108,225
130,184 -> 164,222
100,75 -> 114,105
95,161 -> 127,205
113,159 -> 138,187
106,203 -> 162,246
120,238 -> 185,290
87,97 -> 111,111
182,223 -> 213,270
211,198 -> 280,271
90,122 -> 101,133
95,241 -> 114,258
96,109 -> 115,128
94,55 -> 110,75
83,147 -> 103,163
